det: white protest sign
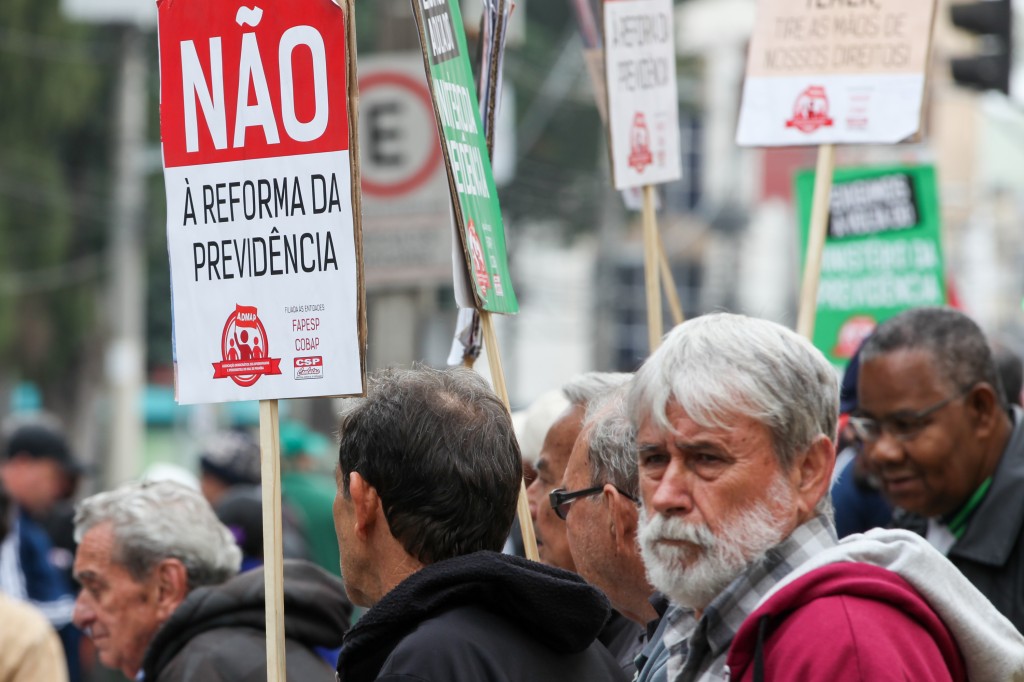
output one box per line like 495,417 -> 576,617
736,0 -> 937,147
158,0 -> 364,404
604,0 -> 682,190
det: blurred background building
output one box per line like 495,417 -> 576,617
1,0 -> 1023,491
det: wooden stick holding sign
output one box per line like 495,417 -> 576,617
475,0 -> 540,561
480,312 -> 539,558
259,400 -> 287,679
157,0 -> 365,677
603,0 -> 683,354
657,231 -> 685,327
795,144 -> 835,340
641,186 -> 663,351
410,0 -> 536,561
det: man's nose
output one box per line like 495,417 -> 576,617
647,459 -> 694,517
862,430 -> 905,470
525,478 -> 539,521
72,593 -> 96,632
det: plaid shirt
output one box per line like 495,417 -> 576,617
662,515 -> 838,682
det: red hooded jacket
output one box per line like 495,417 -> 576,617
726,562 -> 966,681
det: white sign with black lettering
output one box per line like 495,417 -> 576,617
736,0 -> 937,146
604,0 -> 682,190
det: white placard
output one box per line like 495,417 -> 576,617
604,0 -> 683,190
158,0 -> 364,404
736,0 -> 937,147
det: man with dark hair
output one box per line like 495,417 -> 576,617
332,366 -> 627,682
0,420 -> 81,681
858,307 -> 1024,631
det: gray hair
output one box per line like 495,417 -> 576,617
862,307 -> 1006,410
563,372 -> 633,409
629,313 -> 838,470
583,386 -> 639,499
74,480 -> 241,589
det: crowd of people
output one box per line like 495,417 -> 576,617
3,306 -> 1024,680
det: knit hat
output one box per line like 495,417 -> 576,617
198,431 -> 261,486
5,423 -> 81,474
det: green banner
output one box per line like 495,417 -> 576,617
796,164 -> 946,367
412,0 -> 518,314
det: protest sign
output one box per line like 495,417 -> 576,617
158,0 -> 364,405
737,0 -> 938,146
796,164 -> 946,367
411,0 -> 519,315
603,0 -> 682,190
603,0 -> 682,351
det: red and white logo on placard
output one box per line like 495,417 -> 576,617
212,305 -> 282,387
466,219 -> 490,298
832,315 -> 876,359
158,0 -> 349,168
628,112 -> 653,173
294,355 -> 324,380
786,86 -> 834,134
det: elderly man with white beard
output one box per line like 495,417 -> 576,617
628,313 -> 1024,682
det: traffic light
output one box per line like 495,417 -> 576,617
949,0 -> 1012,94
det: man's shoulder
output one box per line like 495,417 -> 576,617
379,605 -> 627,682
0,593 -> 57,648
157,625 -> 335,682
726,562 -> 965,681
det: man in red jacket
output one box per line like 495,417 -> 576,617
629,313 -> 1024,682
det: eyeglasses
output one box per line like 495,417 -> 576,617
849,388 -> 971,443
549,485 -> 638,521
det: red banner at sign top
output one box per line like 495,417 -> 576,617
158,0 -> 349,168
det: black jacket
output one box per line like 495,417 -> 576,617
893,406 -> 1024,633
336,551 -> 629,682
142,559 -> 352,681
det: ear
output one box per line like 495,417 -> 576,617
965,383 -> 1002,436
152,558 -> 190,621
790,434 -> 834,519
349,472 -> 380,539
604,485 -> 639,556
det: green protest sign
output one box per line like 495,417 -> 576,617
411,0 -> 519,314
796,164 -> 946,367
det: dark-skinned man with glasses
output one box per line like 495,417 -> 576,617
555,386 -> 668,678
857,306 -> 1024,632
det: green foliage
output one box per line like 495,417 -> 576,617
0,0 -> 111,413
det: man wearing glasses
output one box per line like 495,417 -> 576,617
526,372 -> 631,572
555,387 -> 663,677
522,371 -> 639,670
629,312 -> 1023,681
857,306 -> 1024,632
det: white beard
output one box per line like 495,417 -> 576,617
637,476 -> 794,610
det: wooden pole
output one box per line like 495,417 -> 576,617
796,144 -> 835,340
480,311 -> 540,562
642,185 -> 663,352
468,2 -> 537,562
259,399 -> 286,680
656,231 -> 684,326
